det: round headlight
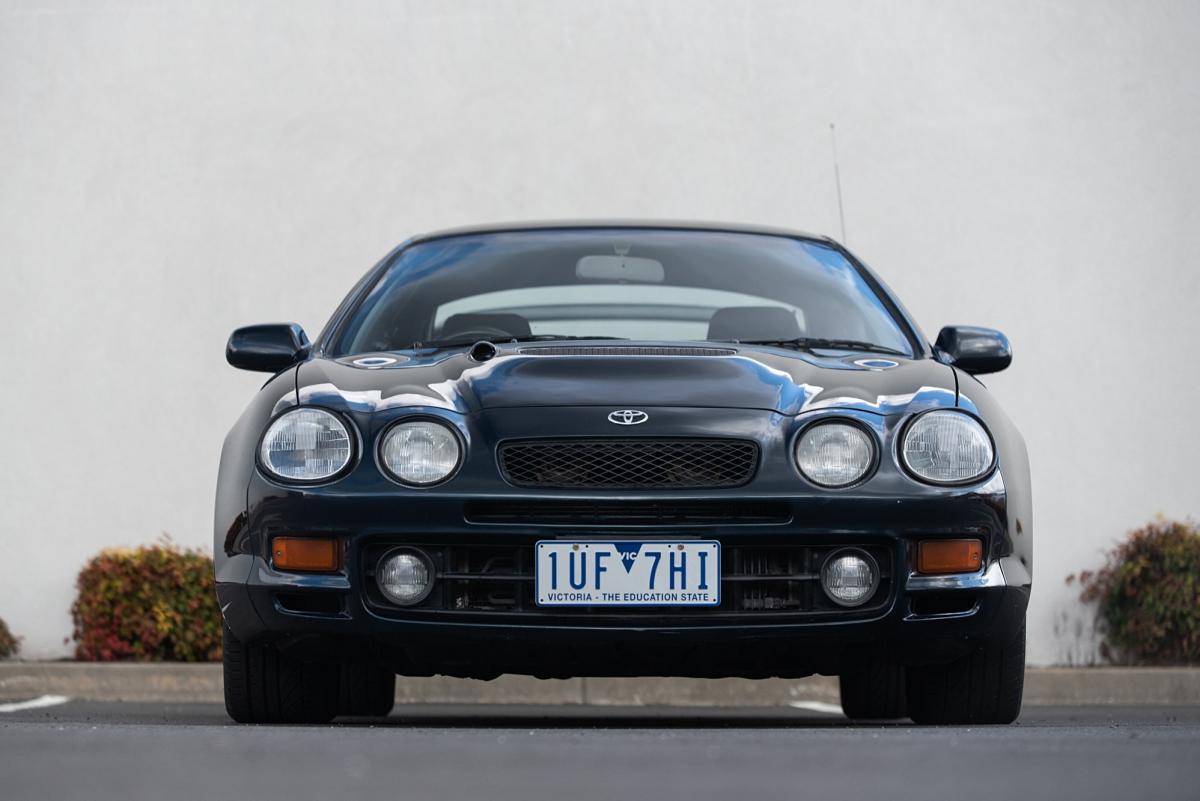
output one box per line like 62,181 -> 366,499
821,550 -> 878,607
379,420 -> 462,486
901,410 -> 994,485
796,421 -> 875,487
377,549 -> 433,605
259,408 -> 353,482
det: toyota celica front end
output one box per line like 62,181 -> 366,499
215,223 -> 1031,725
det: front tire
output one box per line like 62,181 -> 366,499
340,662 -> 396,717
222,623 -> 339,724
839,656 -> 907,720
906,621 -> 1026,725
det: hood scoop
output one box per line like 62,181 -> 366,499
519,344 -> 736,357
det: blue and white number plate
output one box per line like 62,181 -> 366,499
535,540 -> 720,606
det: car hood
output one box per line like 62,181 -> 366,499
295,345 -> 959,417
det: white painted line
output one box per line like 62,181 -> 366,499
0,695 -> 70,713
787,700 -> 845,716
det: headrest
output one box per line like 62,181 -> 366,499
440,312 -> 532,340
706,306 -> 802,341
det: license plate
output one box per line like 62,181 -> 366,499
535,540 -> 720,606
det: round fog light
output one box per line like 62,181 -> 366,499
821,550 -> 878,607
377,549 -> 433,606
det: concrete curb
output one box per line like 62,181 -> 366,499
3,663 -> 1199,706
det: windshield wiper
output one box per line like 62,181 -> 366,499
725,337 -> 908,356
411,334 -> 628,350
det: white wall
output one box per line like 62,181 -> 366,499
1,0 -> 1197,663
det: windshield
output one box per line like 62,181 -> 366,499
328,229 -> 914,356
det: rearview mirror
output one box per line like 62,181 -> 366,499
935,326 -> 1012,375
226,323 -> 310,373
576,255 -> 665,283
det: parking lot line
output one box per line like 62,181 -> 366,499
0,695 -> 70,713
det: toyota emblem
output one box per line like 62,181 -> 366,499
607,409 -> 649,426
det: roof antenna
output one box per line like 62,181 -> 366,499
829,123 -> 848,244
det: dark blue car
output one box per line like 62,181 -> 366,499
216,222 -> 1031,724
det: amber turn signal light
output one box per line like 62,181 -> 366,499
916,539 -> 983,575
272,536 -> 339,572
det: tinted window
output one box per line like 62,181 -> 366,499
330,229 -> 912,356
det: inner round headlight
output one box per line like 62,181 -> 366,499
379,420 -> 462,485
796,421 -> 875,487
377,549 -> 433,605
901,410 -> 994,485
259,408 -> 353,482
821,550 -> 878,606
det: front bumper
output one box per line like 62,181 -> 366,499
217,474 -> 1031,679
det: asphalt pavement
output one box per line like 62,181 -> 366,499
2,700 -> 1199,801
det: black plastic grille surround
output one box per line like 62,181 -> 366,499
497,438 -> 759,489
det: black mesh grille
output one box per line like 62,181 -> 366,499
520,345 -> 736,357
497,439 -> 759,489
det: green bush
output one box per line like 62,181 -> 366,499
71,542 -> 221,662
0,616 -> 18,659
1071,519 -> 1200,665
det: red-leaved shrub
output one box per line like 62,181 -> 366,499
71,542 -> 221,662
1071,519 -> 1200,665
0,616 -> 18,659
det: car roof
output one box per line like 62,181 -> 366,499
408,219 -> 833,246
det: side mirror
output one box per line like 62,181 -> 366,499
226,323 -> 310,373
935,326 -> 1012,375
